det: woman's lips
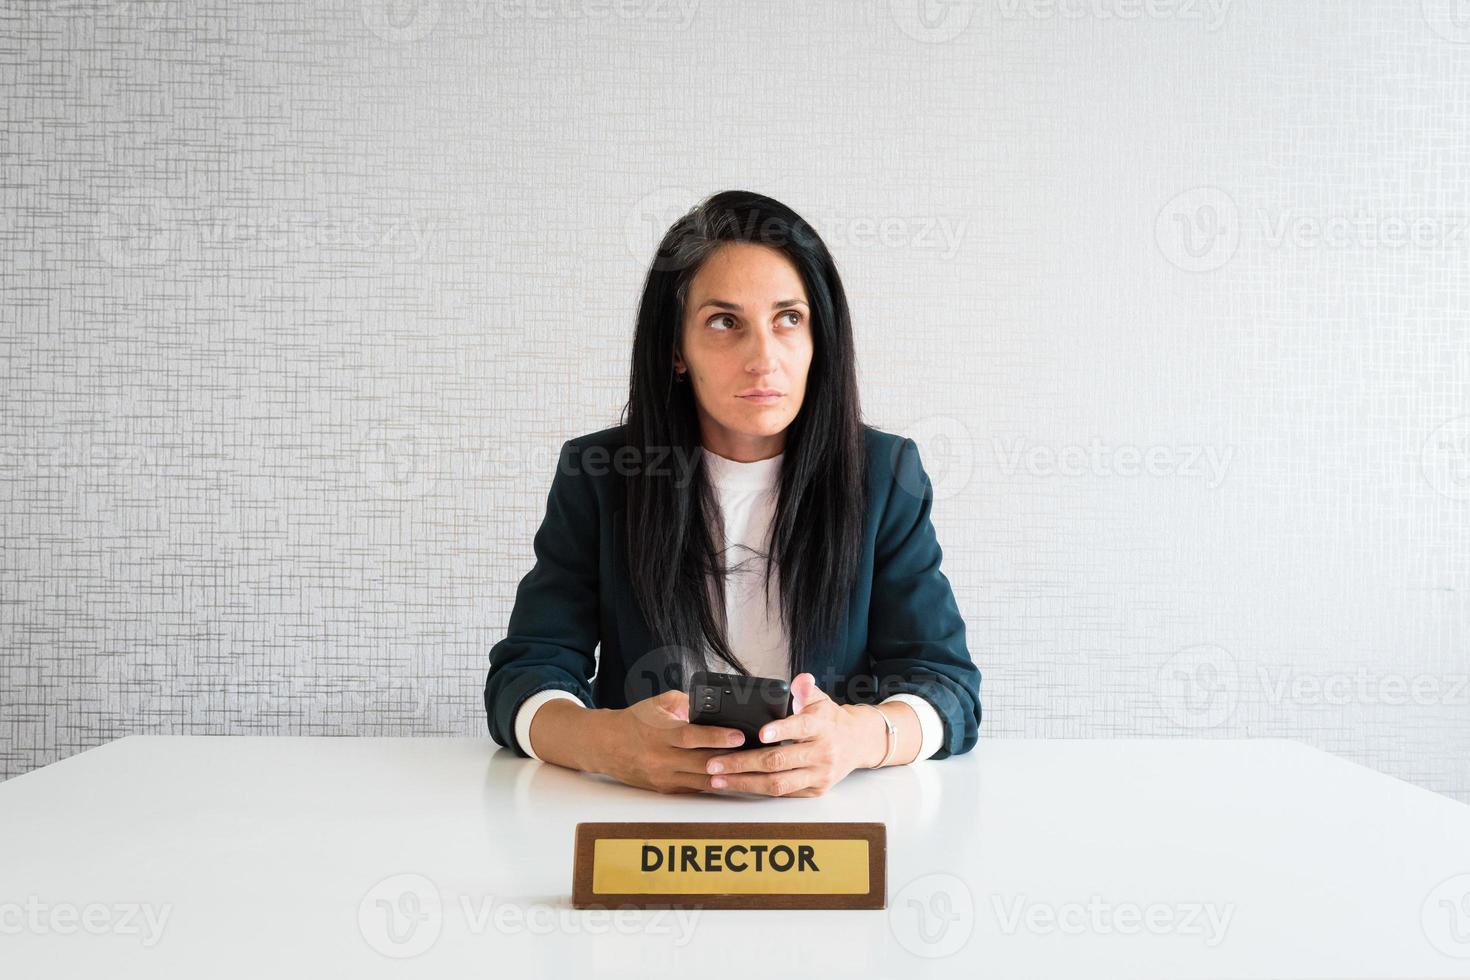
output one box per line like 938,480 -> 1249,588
738,394 -> 784,405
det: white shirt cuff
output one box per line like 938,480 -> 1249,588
880,693 -> 945,762
514,689 -> 585,761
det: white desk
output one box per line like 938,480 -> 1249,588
1,736 -> 1467,979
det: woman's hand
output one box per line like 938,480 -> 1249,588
594,690 -> 749,795
700,673 -> 886,797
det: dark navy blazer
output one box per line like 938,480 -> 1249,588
483,423 -> 982,759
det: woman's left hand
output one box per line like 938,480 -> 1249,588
703,672 -> 882,797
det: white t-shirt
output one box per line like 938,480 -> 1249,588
514,446 -> 944,763
697,445 -> 789,682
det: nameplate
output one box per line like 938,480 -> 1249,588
572,821 -> 886,909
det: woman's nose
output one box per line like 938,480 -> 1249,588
746,327 -> 779,373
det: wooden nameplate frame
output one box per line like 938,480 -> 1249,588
572,821 -> 886,910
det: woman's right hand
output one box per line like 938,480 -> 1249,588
596,690 -> 749,795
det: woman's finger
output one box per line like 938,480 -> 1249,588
709,767 -> 819,797
757,699 -> 834,744
673,723 -> 750,750
789,672 -> 831,713
666,746 -> 736,774
704,741 -> 815,775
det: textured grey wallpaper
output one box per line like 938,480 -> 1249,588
2,0 -> 1467,801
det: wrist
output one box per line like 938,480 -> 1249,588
529,698 -> 614,774
846,703 -> 888,769
581,706 -> 622,776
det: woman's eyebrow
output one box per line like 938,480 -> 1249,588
697,298 -> 810,312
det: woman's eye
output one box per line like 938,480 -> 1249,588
709,314 -> 737,330
780,310 -> 803,327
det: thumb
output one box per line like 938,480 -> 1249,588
789,672 -> 830,715
656,689 -> 689,722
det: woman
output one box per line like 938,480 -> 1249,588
484,190 -> 981,796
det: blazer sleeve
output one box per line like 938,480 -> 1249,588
483,439 -> 601,755
866,436 -> 982,758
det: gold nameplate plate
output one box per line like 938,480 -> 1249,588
572,821 -> 886,909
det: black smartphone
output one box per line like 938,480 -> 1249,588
688,670 -> 794,749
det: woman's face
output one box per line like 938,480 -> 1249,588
673,242 -> 813,463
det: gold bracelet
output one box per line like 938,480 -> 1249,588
854,702 -> 898,768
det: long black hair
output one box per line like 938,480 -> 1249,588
621,189 -> 866,683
